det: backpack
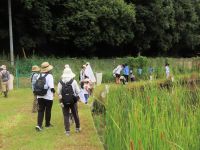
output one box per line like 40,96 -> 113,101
34,73 -> 48,96
1,71 -> 9,82
60,79 -> 75,106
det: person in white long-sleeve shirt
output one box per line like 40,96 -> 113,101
113,64 -> 123,84
35,62 -> 55,131
57,66 -> 81,136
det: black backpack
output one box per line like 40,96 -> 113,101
34,73 -> 48,96
60,79 -> 75,106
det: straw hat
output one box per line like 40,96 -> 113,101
62,68 -> 75,78
82,65 -> 86,68
1,65 -> 6,70
40,62 -> 53,73
32,65 -> 40,72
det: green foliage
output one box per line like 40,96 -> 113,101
97,81 -> 200,149
0,0 -> 200,56
54,0 -> 136,49
126,56 -> 148,68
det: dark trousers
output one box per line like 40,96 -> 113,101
123,75 -> 129,82
37,98 -> 53,127
62,103 -> 80,132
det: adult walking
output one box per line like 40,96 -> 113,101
0,65 -> 10,98
57,67 -> 81,136
113,64 -> 123,84
31,65 -> 40,113
35,62 -> 55,131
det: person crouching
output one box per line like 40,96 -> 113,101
57,67 -> 81,136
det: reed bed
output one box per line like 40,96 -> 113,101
102,81 -> 200,150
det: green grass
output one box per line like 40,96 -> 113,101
0,88 -> 104,150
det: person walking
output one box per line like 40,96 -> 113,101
35,62 -> 55,131
31,65 -> 40,113
0,65 -> 10,98
123,64 -> 129,82
57,67 -> 81,136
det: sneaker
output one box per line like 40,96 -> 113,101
75,128 -> 81,133
35,126 -> 42,131
65,131 -> 70,136
45,124 -> 53,128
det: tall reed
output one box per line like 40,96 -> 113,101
104,82 -> 200,149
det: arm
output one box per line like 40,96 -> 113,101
47,74 -> 55,93
73,80 -> 80,96
57,82 -> 62,103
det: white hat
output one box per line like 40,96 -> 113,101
65,64 -> 70,69
62,68 -> 75,78
1,65 -> 6,70
86,62 -> 90,65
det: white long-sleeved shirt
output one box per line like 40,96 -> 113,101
113,65 -> 123,75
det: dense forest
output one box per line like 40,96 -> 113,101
0,0 -> 200,57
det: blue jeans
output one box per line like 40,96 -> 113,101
84,94 -> 89,103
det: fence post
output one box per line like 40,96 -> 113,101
15,57 -> 19,88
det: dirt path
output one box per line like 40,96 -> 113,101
0,89 -> 104,150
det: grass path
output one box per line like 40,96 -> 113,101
0,89 -> 104,150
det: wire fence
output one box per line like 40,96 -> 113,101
11,57 -> 200,89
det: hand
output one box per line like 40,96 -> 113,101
58,95 -> 62,99
60,103 -> 64,108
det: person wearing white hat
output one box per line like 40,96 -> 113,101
0,65 -> 10,98
57,67 -> 81,136
31,65 -> 40,113
35,62 -> 55,131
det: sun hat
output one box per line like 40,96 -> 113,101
40,62 -> 53,73
62,68 -> 75,78
32,65 -> 40,72
82,65 -> 86,68
1,65 -> 6,70
65,64 -> 70,69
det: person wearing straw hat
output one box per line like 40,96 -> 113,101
31,65 -> 40,113
35,62 -> 55,131
57,67 -> 81,136
0,65 -> 10,98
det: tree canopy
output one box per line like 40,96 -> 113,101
0,0 -> 199,57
